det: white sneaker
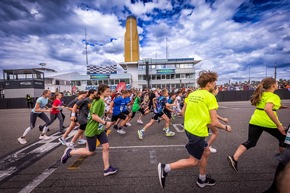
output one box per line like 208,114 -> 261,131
117,129 -> 126,134
18,137 -> 27,144
165,130 -> 175,137
66,142 -> 76,149
137,120 -> 143,124
39,134 -> 50,140
209,146 -> 217,153
78,139 -> 87,145
125,122 -> 131,127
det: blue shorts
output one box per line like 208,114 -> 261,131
184,130 -> 208,160
86,131 -> 108,152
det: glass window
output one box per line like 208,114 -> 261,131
115,79 -> 119,84
180,74 -> 185,78
103,79 -> 109,85
152,74 -> 156,80
176,74 -> 180,78
157,75 -> 161,80
110,79 -> 114,85
186,73 -> 193,78
162,74 -> 165,79
98,80 -> 103,85
171,74 -> 175,79
87,80 -> 92,85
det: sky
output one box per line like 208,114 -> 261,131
1,0 -> 290,84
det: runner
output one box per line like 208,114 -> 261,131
65,89 -> 96,148
157,70 -> 232,189
137,89 -> 175,140
18,90 -> 52,144
61,84 -> 118,176
129,91 -> 150,124
58,91 -> 87,145
227,77 -> 288,172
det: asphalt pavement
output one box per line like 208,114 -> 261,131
0,100 -> 290,193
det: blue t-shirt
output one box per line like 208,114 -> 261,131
122,97 -> 131,112
113,96 -> 125,116
32,97 -> 48,114
154,96 -> 167,114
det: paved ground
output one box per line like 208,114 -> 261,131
0,100 -> 290,193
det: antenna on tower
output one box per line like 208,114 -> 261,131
85,28 -> 88,65
165,37 -> 169,59
274,61 -> 277,80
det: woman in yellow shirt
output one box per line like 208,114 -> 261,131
227,77 -> 288,172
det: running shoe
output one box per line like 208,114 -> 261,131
66,142 -> 76,149
39,134 -> 50,140
18,137 -> 27,144
158,163 -> 167,189
117,129 -> 126,134
113,125 -> 118,130
78,138 -> 87,145
126,122 -> 132,127
196,175 -> 216,188
61,147 -> 72,164
104,165 -> 118,176
58,137 -> 66,145
209,146 -> 217,153
38,125 -> 43,132
137,120 -> 143,124
165,130 -> 175,137
227,156 -> 238,171
137,130 -> 144,139
162,128 -> 167,132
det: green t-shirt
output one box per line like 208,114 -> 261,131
132,96 -> 141,112
184,89 -> 218,137
249,92 -> 281,128
85,99 -> 105,137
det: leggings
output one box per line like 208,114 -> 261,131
30,112 -> 50,128
242,124 -> 286,149
49,112 -> 64,130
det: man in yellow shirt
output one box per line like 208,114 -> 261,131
158,70 -> 232,189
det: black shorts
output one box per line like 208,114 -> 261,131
184,130 -> 207,160
152,112 -> 164,120
164,110 -> 172,119
111,113 -> 127,122
122,110 -> 130,115
79,123 -> 87,131
86,131 -> 108,152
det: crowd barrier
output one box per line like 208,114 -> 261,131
0,90 -> 289,109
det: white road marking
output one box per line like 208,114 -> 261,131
173,124 -> 184,132
149,150 -> 157,163
19,166 -> 58,193
96,144 -> 185,149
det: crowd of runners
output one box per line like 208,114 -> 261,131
16,70 -> 290,192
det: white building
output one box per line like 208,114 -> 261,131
120,58 -> 201,90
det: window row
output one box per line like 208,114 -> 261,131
142,83 -> 195,90
72,79 -> 130,86
138,73 -> 194,81
138,64 -> 194,70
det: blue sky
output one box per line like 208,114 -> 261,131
0,0 -> 290,83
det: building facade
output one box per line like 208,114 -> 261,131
120,58 -> 201,90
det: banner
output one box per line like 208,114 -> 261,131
156,69 -> 175,74
90,74 -> 110,79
